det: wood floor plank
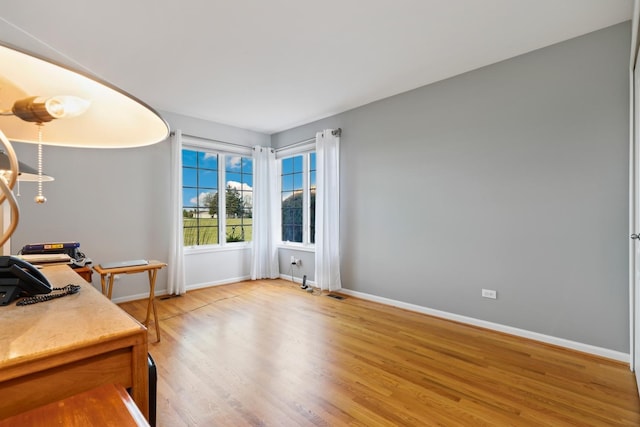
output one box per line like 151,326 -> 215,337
118,279 -> 640,426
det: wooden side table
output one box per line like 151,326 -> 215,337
72,265 -> 93,282
0,383 -> 149,426
93,260 -> 167,342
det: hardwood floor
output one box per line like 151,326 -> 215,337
118,279 -> 640,426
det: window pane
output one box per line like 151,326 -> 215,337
183,188 -> 198,208
279,152 -> 317,244
181,149 -> 219,246
282,199 -> 302,243
310,152 -> 316,171
281,154 -> 306,243
198,223 -> 218,245
282,157 -> 294,174
226,172 -> 242,184
199,191 -> 217,216
282,224 -> 302,243
292,173 -> 303,190
182,149 -> 197,167
226,222 -> 251,242
198,169 -> 217,189
243,190 -> 253,209
282,174 -> 294,192
183,168 -> 197,187
225,155 -> 242,171
183,223 -> 197,246
199,152 -> 218,169
310,152 -> 316,244
309,171 -> 316,189
243,158 -> 253,178
225,155 -> 253,242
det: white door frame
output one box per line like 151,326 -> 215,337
632,60 -> 640,395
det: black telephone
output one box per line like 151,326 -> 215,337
0,256 -> 52,306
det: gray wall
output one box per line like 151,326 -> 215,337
11,141 -> 171,298
272,22 -> 630,352
278,248 -> 315,283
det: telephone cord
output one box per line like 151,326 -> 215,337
16,284 -> 81,306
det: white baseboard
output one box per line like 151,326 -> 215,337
338,288 -> 630,364
279,273 -> 315,286
111,290 -> 167,304
110,275 -> 251,304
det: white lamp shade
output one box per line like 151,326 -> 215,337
0,43 -> 169,148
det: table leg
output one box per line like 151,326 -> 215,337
107,274 -> 115,300
152,294 -> 160,342
146,269 -> 161,342
100,274 -> 106,296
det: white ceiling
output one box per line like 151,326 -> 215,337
0,1 -> 633,135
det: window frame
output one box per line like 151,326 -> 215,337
182,138 -> 253,253
223,154 -> 254,244
277,143 -> 316,248
182,148 -> 220,248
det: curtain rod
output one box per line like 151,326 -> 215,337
275,128 -> 342,152
171,131 -> 252,150
275,137 -> 314,152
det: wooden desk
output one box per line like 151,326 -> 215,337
0,265 -> 148,420
93,260 -> 166,342
0,383 -> 149,426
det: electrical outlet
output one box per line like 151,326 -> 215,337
295,259 -> 301,266
482,289 -> 497,299
290,256 -> 295,264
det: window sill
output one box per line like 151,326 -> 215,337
276,243 -> 315,253
185,243 -> 252,255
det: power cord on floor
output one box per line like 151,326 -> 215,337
299,274 -> 319,295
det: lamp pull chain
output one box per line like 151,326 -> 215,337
35,124 -> 46,204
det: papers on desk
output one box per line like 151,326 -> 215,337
17,253 -> 72,264
99,259 -> 149,269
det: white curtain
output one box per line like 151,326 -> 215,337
168,130 -> 186,295
315,129 -> 342,291
251,146 -> 280,279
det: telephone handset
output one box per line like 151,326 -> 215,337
0,256 -> 52,306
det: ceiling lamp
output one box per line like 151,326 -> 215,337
0,42 -> 170,247
0,44 -> 168,148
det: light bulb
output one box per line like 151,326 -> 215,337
44,96 -> 91,119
